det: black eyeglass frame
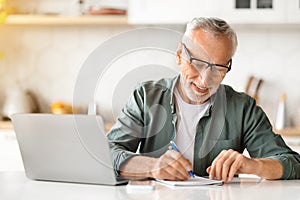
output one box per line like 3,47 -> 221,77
182,43 -> 232,73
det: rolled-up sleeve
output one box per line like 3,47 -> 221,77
267,153 -> 300,179
243,96 -> 300,179
107,86 -> 145,175
107,138 -> 138,176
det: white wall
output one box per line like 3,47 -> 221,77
225,24 -> 300,126
0,24 -> 300,126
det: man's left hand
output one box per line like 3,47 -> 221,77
206,149 -> 255,183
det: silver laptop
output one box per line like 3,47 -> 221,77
11,113 -> 127,185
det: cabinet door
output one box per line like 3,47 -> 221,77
0,130 -> 24,171
128,0 -> 293,24
218,0 -> 286,24
286,0 -> 300,23
128,0 -> 222,24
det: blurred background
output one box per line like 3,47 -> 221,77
0,0 -> 299,170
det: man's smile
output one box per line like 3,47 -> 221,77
191,82 -> 209,94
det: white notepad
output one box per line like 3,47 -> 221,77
156,176 -> 223,186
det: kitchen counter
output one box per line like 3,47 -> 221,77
274,127 -> 300,136
0,172 -> 299,200
2,119 -> 299,159
2,121 -> 300,136
0,121 -> 13,130
0,120 -> 113,133
0,120 -> 299,172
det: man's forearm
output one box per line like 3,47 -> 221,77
120,151 -> 193,181
251,158 -> 283,179
120,156 -> 156,178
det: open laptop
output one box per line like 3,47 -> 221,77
11,113 -> 128,185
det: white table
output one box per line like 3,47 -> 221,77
0,172 -> 299,200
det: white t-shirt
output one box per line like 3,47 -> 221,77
174,87 -> 210,166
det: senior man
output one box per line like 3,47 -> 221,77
107,17 -> 300,182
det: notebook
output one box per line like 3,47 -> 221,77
11,113 -> 127,185
156,175 -> 223,187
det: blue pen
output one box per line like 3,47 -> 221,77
170,141 -> 195,178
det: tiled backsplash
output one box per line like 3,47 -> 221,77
0,24 -> 300,125
0,25 -> 134,114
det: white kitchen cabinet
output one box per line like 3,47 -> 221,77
128,0 -> 222,24
286,0 -> 300,23
218,0 -> 286,24
0,130 -> 24,171
128,0 -> 297,24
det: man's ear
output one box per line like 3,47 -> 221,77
176,42 -> 182,65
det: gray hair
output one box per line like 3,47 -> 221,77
185,17 -> 238,55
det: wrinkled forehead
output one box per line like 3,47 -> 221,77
182,35 -> 211,62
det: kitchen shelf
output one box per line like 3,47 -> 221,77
3,15 -> 299,27
3,14 -> 128,25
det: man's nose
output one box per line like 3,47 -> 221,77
196,69 -> 209,87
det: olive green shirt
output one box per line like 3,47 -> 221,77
107,75 -> 300,179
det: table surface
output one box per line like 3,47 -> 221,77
1,172 -> 299,200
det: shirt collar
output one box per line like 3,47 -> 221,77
170,75 -> 180,114
169,75 -> 225,116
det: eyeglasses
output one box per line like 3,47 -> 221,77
182,43 -> 232,76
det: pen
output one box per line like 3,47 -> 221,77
170,141 -> 195,178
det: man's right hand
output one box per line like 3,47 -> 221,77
150,150 -> 192,181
